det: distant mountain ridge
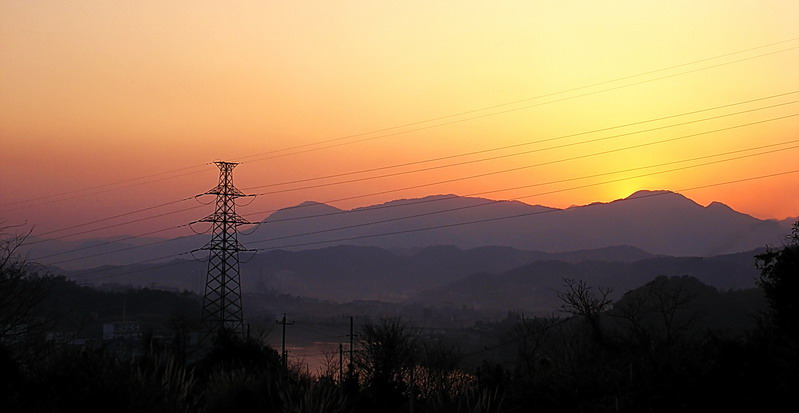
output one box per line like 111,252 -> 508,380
252,190 -> 786,257
44,190 -> 784,313
62,243 -> 763,311
29,190 -> 791,270
64,244 -> 656,296
414,248 -> 764,313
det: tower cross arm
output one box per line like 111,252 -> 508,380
197,212 -> 254,226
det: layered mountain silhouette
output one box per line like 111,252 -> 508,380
34,190 -> 791,270
64,244 -> 654,296
250,190 -> 787,257
62,243 -> 764,312
413,248 -> 764,313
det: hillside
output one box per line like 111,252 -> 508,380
30,191 -> 789,270
413,248 -> 764,313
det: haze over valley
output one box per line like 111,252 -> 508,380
3,1 -> 798,411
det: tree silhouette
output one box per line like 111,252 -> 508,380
557,278 -> 613,344
0,225 -> 49,344
355,318 -> 417,409
612,275 -> 702,349
756,221 -> 799,339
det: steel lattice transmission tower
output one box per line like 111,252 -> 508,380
200,161 -> 252,338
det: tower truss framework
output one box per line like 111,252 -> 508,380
200,161 -> 252,338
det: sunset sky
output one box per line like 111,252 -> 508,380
2,0 -> 798,244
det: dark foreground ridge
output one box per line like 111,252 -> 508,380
2,221 -> 798,412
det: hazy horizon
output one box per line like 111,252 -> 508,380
2,1 -> 798,242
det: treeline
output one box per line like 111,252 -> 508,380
1,223 -> 797,412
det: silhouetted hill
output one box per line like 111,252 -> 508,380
609,275 -> 766,334
775,216 -> 798,230
66,244 -> 580,301
549,245 -> 659,262
249,191 -> 785,256
63,243 -> 762,312
413,248 -> 764,313
30,276 -> 202,338
243,244 -> 656,301
29,191 -> 789,270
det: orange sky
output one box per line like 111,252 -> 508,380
1,0 -> 798,242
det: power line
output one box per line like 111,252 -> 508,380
5,37 -> 798,209
37,140 -> 795,275
242,143 -> 799,247
29,195 -> 198,238
37,224 -> 194,265
23,94 -> 795,249
249,143 -> 799,245
241,91 -> 799,191
238,45 -> 799,164
248,169 -> 799,252
71,251 -> 196,284
26,203 -> 207,246
64,164 -> 254,283
67,167 -> 799,285
238,112 -> 799,222
21,94 -> 798,250
26,114 -> 797,267
2,167 -> 209,212
31,224 -> 190,262
233,37 -> 799,162
246,100 -> 799,195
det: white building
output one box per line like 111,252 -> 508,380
102,321 -> 140,341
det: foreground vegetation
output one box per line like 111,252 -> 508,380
1,223 -> 797,412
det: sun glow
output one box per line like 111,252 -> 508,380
1,0 -> 798,236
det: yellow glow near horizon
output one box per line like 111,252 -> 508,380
1,1 -> 798,237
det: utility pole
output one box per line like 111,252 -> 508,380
347,315 -> 357,381
338,343 -> 344,384
409,365 -> 415,413
199,161 -> 252,340
276,313 -> 294,368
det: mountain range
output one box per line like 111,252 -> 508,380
33,189 -> 795,314
31,190 -> 793,270
413,248 -> 765,313
62,243 -> 766,316
43,190 -> 794,313
254,190 -> 791,256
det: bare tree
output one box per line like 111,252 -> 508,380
557,278 -> 613,344
514,314 -> 563,379
355,318 -> 418,404
416,339 -> 470,404
0,224 -> 50,343
611,275 -> 700,349
315,346 -> 340,382
611,287 -> 652,348
649,277 -> 697,347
